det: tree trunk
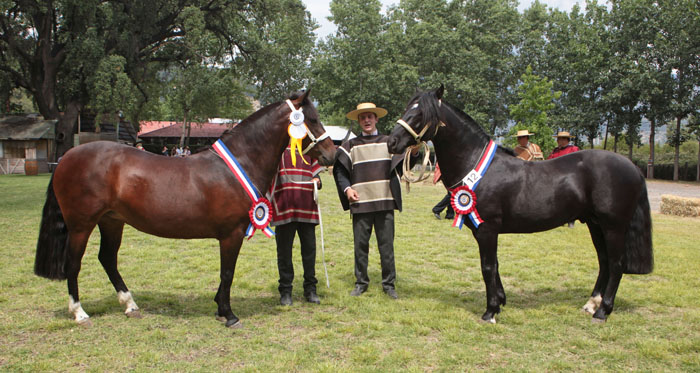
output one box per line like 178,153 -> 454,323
648,118 -> 655,179
697,138 -> 699,182
628,138 -> 633,160
673,116 -> 681,181
55,101 -> 82,158
180,110 -> 188,149
603,124 -> 609,150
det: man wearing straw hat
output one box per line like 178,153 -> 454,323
513,129 -> 544,161
333,102 -> 416,299
547,131 -> 580,159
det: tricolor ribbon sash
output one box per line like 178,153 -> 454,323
213,139 -> 275,239
451,140 -> 497,229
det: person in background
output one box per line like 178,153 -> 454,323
548,132 -> 580,159
333,102 -> 417,300
513,130 -> 544,161
184,146 -> 191,156
431,163 -> 454,220
269,146 -> 324,306
135,142 -> 145,151
162,146 -> 169,156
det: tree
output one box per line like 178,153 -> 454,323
507,65 -> 561,155
0,0 -> 314,158
312,0 -> 419,133
654,0 -> 700,180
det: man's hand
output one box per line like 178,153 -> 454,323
313,177 -> 321,188
345,187 -> 360,202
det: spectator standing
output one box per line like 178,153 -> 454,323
548,132 -> 580,159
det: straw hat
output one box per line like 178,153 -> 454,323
553,131 -> 575,139
515,130 -> 535,137
346,102 -> 388,121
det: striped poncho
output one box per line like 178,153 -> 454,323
333,134 -> 406,214
269,148 -> 323,226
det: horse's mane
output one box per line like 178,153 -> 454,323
215,90 -> 314,141
414,90 -> 515,157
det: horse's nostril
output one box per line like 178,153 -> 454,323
387,137 -> 396,152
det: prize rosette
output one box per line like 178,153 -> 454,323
247,198 -> 274,238
451,185 -> 477,215
288,120 -> 310,166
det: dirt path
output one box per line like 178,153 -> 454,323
646,180 -> 700,212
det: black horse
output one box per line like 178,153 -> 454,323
387,86 -> 653,323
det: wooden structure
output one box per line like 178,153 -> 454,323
0,115 -> 56,175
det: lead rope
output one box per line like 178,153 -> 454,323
313,181 -> 330,288
402,142 -> 432,193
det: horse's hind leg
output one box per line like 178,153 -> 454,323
214,230 -> 245,328
98,217 -> 141,318
583,223 -> 608,315
65,229 -> 93,325
592,228 -> 625,322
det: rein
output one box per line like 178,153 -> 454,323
395,105 -> 445,188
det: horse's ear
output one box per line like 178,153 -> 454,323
291,89 -> 311,107
435,84 -> 444,99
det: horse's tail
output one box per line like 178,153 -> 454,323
34,176 -> 69,280
623,181 -> 654,274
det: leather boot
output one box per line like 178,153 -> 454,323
280,293 -> 292,306
304,291 -> 320,304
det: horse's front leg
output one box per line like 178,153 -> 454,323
473,227 -> 506,324
214,230 -> 244,328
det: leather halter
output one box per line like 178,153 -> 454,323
285,99 -> 331,155
395,101 -> 444,143
303,127 -> 330,154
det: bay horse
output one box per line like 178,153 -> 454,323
34,90 -> 336,328
387,86 -> 653,323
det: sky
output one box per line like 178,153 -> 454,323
302,0 -> 589,39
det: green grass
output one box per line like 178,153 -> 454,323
1,172 -> 699,371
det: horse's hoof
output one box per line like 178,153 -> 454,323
582,305 -> 595,315
226,319 -> 243,329
214,313 -> 227,323
77,318 -> 93,328
126,310 -> 142,319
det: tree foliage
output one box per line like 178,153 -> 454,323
0,0 -> 315,157
507,65 -> 561,155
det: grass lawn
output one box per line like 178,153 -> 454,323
1,172 -> 699,371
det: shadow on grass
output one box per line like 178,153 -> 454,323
51,290 -> 284,322
398,281 -> 639,318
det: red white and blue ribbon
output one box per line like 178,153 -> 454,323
213,139 -> 275,239
452,140 -> 497,229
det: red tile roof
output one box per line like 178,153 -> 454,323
138,121 -> 236,138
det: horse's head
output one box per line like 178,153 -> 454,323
287,90 -> 336,166
387,85 -> 444,154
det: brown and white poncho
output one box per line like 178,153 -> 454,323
333,135 -> 407,214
